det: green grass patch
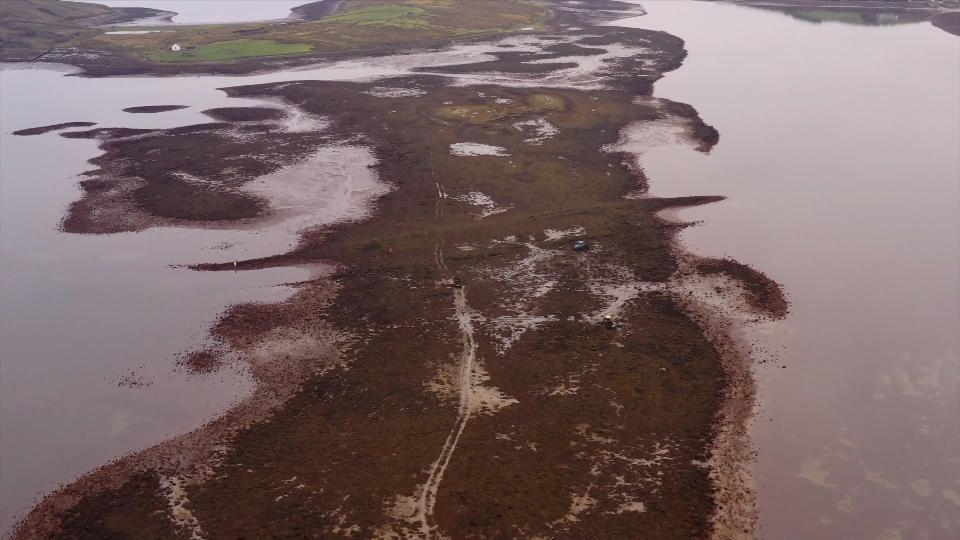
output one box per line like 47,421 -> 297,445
144,39 -> 312,63
526,93 -> 566,111
321,4 -> 431,28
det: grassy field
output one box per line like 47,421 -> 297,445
319,4 -> 431,28
144,39 -> 313,63
94,0 -> 547,64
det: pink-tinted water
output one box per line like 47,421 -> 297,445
617,2 -> 959,538
74,0 -> 310,24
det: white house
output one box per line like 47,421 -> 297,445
171,43 -> 181,52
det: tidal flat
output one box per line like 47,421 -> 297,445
2,0 -> 956,538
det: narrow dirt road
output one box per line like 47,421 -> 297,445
416,283 -> 477,537
415,235 -> 480,537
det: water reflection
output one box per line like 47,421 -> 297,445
74,0 -> 309,25
754,7 -> 930,27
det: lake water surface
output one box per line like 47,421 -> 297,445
75,0 -> 311,24
0,66 -> 311,532
619,2 -> 959,538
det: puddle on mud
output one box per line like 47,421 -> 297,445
616,1 -> 959,538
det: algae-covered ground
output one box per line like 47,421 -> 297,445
10,1 -> 786,538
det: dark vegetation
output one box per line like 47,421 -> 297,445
202,106 -> 286,122
122,105 -> 188,113
12,121 -> 96,135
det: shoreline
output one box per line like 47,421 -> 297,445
629,2 -> 960,537
4,0 -> 953,78
12,277 -> 344,540
8,2 -> 785,537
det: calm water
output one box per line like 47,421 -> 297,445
619,2 -> 959,538
75,0 -> 311,24
0,66 -> 313,532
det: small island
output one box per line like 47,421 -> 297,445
122,105 -> 189,113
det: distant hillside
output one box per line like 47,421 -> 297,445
1,0 -> 548,75
0,0 -> 169,61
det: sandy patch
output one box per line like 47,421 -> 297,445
364,87 -> 427,98
453,190 -> 511,218
449,142 -> 510,157
543,226 -> 585,241
513,117 -> 559,144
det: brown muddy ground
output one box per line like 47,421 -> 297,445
696,259 -> 789,319
13,3 -> 786,539
122,105 -> 189,114
12,122 -> 96,136
202,106 -> 287,122
933,11 -> 960,36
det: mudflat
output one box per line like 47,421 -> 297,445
122,105 -> 189,113
12,122 -> 97,136
7,1 -> 790,538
